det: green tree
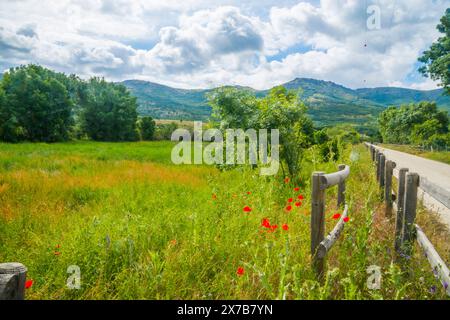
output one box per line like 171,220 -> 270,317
140,116 -> 156,140
411,119 -> 445,145
207,87 -> 259,130
207,85 -> 314,176
418,8 -> 450,94
378,101 -> 448,144
81,78 -> 139,141
257,86 -> 314,176
0,65 -> 73,142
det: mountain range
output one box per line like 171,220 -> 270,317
122,78 -> 450,127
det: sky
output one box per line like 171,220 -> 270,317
0,0 -> 448,90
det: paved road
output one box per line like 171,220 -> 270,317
372,145 -> 450,227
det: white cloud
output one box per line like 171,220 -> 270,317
0,0 -> 448,90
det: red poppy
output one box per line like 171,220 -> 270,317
295,201 -> 302,207
243,206 -> 252,212
261,218 -> 271,228
212,194 -> 217,200
54,251 -> 61,256
270,224 -> 278,232
287,198 -> 293,203
284,177 -> 290,183
298,195 -> 304,200
170,239 -> 177,246
332,213 -> 341,220
247,191 -> 251,195
285,205 -> 292,211
294,187 -> 300,191
236,266 -> 244,276
343,217 -> 350,223
25,279 -> 33,289
282,224 -> 289,231
55,244 -> 61,249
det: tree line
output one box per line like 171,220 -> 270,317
0,64 -> 156,142
378,101 -> 449,149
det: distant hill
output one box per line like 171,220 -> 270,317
121,78 -> 450,127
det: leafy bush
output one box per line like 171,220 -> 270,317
154,123 -> 179,141
139,116 -> 156,141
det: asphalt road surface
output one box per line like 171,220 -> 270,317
373,145 -> 450,228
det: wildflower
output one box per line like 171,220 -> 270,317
54,251 -> 61,256
243,206 -> 252,212
284,177 -> 290,183
55,244 -> 61,249
298,195 -> 304,200
236,267 -> 244,276
444,282 -> 448,290
287,198 -> 293,203
332,213 -> 341,220
270,224 -> 278,232
294,187 -> 300,191
429,285 -> 436,294
286,205 -> 292,211
247,191 -> 251,195
170,239 -> 177,246
343,217 -> 350,223
262,218 -> 271,228
212,194 -> 217,200
295,201 -> 302,207
25,279 -> 33,289
282,224 -> 289,231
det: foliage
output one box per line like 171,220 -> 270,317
418,8 -> 450,94
208,86 -> 314,176
154,122 -> 179,141
0,65 -> 141,143
378,101 -> 449,148
138,116 -> 156,141
81,78 -> 139,142
0,65 -> 73,142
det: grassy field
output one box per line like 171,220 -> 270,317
0,141 -> 449,299
381,144 -> 450,165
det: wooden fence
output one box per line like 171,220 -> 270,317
0,263 -> 27,300
311,164 -> 350,279
366,143 -> 450,296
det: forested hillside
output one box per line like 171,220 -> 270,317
121,78 -> 450,128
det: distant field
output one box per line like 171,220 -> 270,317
381,144 -> 450,165
0,142 -> 448,299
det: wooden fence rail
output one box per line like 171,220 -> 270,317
311,164 -> 350,279
365,142 -> 450,296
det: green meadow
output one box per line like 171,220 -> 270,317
0,142 -> 448,299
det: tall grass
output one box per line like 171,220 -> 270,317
0,141 -> 448,299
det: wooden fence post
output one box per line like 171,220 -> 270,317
311,171 -> 325,279
394,168 -> 409,254
402,172 -> 420,258
384,160 -> 396,217
371,146 -> 375,162
375,150 -> 381,182
337,164 -> 346,208
379,154 -> 386,190
0,263 -> 27,300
